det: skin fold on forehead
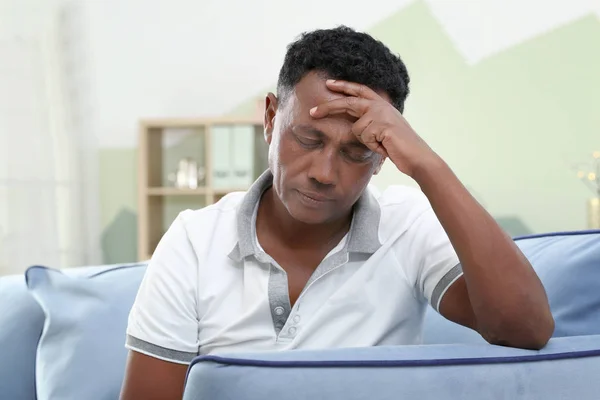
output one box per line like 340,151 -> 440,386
277,72 -> 362,145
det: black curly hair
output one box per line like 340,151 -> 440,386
277,26 -> 410,113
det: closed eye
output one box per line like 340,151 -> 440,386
295,135 -> 321,148
343,149 -> 373,163
342,142 -> 374,163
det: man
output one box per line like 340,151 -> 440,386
120,26 -> 554,399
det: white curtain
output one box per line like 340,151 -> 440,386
0,4 -> 101,275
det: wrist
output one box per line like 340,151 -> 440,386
408,153 -> 447,183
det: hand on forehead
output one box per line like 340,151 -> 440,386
292,72 -> 347,110
293,72 -> 391,112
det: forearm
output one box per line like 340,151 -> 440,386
413,157 -> 554,348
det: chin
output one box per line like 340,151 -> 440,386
283,196 -> 336,225
288,208 -> 329,225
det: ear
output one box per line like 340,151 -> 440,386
264,93 -> 278,145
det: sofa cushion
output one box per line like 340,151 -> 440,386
183,334 -> 600,400
518,230 -> 600,336
26,263 -> 147,400
423,230 -> 600,344
0,274 -> 45,400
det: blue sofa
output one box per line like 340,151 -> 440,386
1,230 -> 599,400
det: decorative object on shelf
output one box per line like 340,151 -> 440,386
168,158 -> 206,189
574,151 -> 600,229
211,125 -> 232,189
589,198 -> 600,229
138,117 -> 266,261
211,124 -> 257,189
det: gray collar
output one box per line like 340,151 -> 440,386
228,170 -> 382,261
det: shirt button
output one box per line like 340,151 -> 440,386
288,327 -> 297,335
275,323 -> 284,330
293,315 -> 301,323
274,306 -> 285,316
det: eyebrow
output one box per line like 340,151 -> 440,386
293,124 -> 325,138
292,124 -> 367,148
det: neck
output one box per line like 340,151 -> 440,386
258,187 -> 352,249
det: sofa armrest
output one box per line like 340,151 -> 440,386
183,335 -> 600,400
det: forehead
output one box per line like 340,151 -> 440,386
288,71 -> 393,112
292,71 -> 344,109
285,71 -> 357,132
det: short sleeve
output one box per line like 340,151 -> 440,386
395,206 -> 463,312
125,211 -> 199,364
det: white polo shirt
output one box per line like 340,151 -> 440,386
125,170 -> 463,364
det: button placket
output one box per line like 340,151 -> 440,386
274,306 -> 285,316
267,245 -> 349,339
268,265 -> 291,335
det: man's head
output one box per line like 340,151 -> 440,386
264,26 -> 410,225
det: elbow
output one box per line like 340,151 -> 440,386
533,312 -> 556,349
481,311 -> 555,350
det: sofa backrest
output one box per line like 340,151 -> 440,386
2,230 -> 599,398
0,263 -> 146,400
423,230 -> 600,344
0,274 -> 45,400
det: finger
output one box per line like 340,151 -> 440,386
360,134 -> 388,158
351,115 -> 373,138
372,143 -> 389,158
355,120 -> 388,157
310,96 -> 371,119
325,79 -> 382,101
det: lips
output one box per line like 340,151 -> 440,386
297,190 -> 333,203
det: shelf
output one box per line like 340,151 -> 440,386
146,187 -> 209,196
213,187 -> 249,195
137,116 -> 268,261
145,187 -> 250,196
140,117 -> 263,129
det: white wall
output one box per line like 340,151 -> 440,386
70,0 -> 409,148
2,0 -> 599,266
0,0 -> 102,273
59,0 -> 600,148
427,0 -> 599,64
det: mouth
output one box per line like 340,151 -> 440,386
296,190 -> 334,205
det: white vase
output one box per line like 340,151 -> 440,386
588,198 -> 600,229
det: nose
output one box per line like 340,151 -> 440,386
307,147 -> 338,187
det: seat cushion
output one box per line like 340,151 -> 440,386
0,274 -> 45,400
26,263 -> 147,400
183,334 -> 600,400
423,230 -> 600,344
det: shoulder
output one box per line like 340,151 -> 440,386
369,184 -> 431,220
171,191 -> 245,256
366,184 -> 436,243
369,184 -> 430,208
177,191 -> 244,232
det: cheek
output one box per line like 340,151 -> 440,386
340,162 -> 377,193
267,136 -> 278,170
276,133 -> 308,165
268,131 -> 304,178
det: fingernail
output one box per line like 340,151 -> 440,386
309,106 -> 317,115
326,79 -> 336,84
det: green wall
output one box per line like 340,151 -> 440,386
99,134 -> 208,263
99,1 -> 600,263
368,2 -> 600,235
99,149 -> 137,263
